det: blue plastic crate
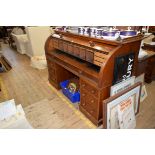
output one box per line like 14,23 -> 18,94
60,80 -> 80,103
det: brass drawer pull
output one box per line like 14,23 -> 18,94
82,93 -> 86,97
82,103 -> 86,106
82,83 -> 85,87
91,90 -> 95,94
79,70 -> 83,74
90,110 -> 94,113
91,100 -> 95,103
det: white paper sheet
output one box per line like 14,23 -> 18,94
0,103 -> 33,129
0,99 -> 17,121
110,76 -> 135,96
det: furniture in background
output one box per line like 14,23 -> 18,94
0,42 -> 12,72
25,27 -> 53,57
136,34 -> 155,83
8,34 -> 16,49
0,27 -> 8,39
148,26 -> 155,42
11,33 -> 29,54
45,29 -> 143,126
0,54 -> 12,72
10,27 -> 53,58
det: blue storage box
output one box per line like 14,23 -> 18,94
60,80 -> 80,103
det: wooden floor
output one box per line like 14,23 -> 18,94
0,43 -> 155,129
136,82 -> 155,128
0,44 -> 95,129
0,44 -> 57,107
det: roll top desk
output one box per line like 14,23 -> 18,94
45,30 -> 143,127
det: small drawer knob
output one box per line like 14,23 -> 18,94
82,103 -> 86,106
82,93 -> 86,97
82,84 -> 85,87
90,110 -> 94,113
79,70 -> 82,74
91,100 -> 95,103
91,90 -> 95,94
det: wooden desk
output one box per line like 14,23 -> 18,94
45,30 -> 143,127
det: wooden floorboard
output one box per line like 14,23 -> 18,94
136,82 -> 155,128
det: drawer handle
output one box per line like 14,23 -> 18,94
82,93 -> 86,97
90,110 -> 94,114
79,70 -> 83,74
82,103 -> 86,106
82,83 -> 85,87
91,100 -> 95,103
91,90 -> 95,94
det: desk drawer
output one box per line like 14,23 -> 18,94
86,49 -> 94,63
79,47 -> 86,60
63,42 -> 68,52
73,45 -> 80,57
80,80 -> 99,97
80,90 -> 98,119
68,43 -> 74,54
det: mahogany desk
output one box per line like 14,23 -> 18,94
45,30 -> 143,127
